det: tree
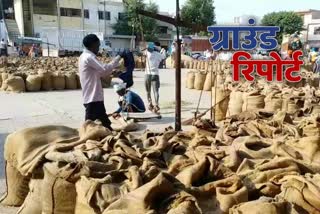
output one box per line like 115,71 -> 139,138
112,0 -> 159,42
261,11 -> 304,45
142,1 -> 159,42
181,0 -> 216,35
113,15 -> 133,36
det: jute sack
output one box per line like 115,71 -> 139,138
201,61 -> 206,70
229,198 -> 291,214
26,74 -> 42,92
264,93 -> 283,112
65,72 -> 78,90
192,61 -> 197,69
110,118 -> 140,132
302,122 -> 320,137
52,72 -> 66,90
103,173 -> 177,214
282,98 -> 300,114
242,92 -> 265,112
4,125 -> 79,176
75,166 -> 141,214
42,162 -> 77,214
38,70 -> 53,91
205,61 -> 209,71
194,71 -> 206,90
186,71 -> 196,89
310,105 -> 320,114
17,170 -> 43,214
76,73 -> 81,89
212,87 -> 230,121
101,76 -> 112,88
4,76 -> 26,92
215,177 -> 248,212
203,71 -> 215,91
279,174 -> 320,214
227,91 -> 243,116
0,72 -> 9,90
197,61 -> 202,70
0,162 -> 30,206
0,72 -> 2,88
216,73 -> 225,86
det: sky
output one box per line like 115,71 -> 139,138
155,0 -> 320,24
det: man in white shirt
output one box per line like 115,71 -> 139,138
79,34 -> 124,130
145,42 -> 166,114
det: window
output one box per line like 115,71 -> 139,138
84,9 -> 89,19
60,8 -> 81,17
315,27 -> 320,35
118,12 -> 126,21
33,0 -> 57,15
158,26 -> 168,34
98,11 -> 110,20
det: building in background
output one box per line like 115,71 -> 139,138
156,12 -> 175,49
233,15 -> 261,26
295,9 -> 320,49
1,0 -> 135,55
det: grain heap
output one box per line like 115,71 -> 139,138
0,56 -> 131,93
2,106 -> 320,213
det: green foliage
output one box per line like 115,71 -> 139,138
113,15 -> 133,35
181,0 -> 216,35
112,0 -> 159,42
142,1 -> 159,42
261,11 -> 304,44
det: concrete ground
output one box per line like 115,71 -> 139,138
0,68 -> 212,213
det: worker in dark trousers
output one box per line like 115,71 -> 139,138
79,34 -> 125,130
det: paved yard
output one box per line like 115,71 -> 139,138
0,69 -> 211,213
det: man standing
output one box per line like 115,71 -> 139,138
79,34 -> 124,130
145,42 -> 166,114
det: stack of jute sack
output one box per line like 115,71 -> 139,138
185,60 -> 233,91
0,56 -> 125,93
186,59 -> 320,92
166,54 -> 194,69
2,109 -> 320,213
211,78 -> 320,122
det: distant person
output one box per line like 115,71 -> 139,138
160,48 -> 167,68
314,53 -> 320,73
0,39 -> 7,56
79,34 -> 125,130
284,50 -> 293,60
112,83 -> 146,118
28,44 -> 36,58
145,42 -> 166,114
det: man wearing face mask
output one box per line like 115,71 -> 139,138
79,34 -> 125,130
145,42 -> 166,114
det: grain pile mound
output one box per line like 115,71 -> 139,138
0,56 -> 127,93
2,108 -> 320,213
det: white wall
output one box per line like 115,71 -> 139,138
14,0 -> 24,35
308,24 -> 320,41
0,20 -> 8,41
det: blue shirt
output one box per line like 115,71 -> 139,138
116,91 -> 146,113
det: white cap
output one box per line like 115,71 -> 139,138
113,83 -> 127,92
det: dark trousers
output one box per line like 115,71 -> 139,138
84,101 -> 113,130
